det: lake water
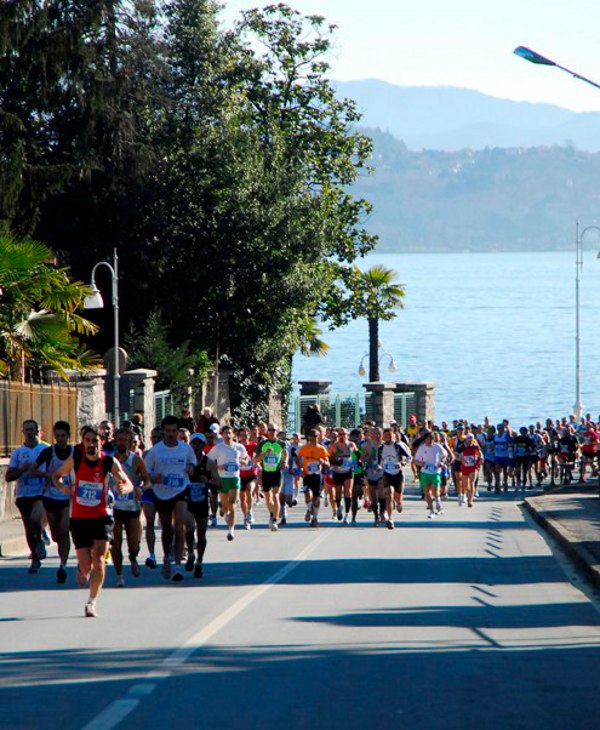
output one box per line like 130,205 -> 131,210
292,251 -> 600,426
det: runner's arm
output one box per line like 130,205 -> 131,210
51,455 -> 76,495
110,460 -> 134,495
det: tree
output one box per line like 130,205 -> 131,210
0,235 -> 99,380
350,265 -> 405,382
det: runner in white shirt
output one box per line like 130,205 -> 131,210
206,425 -> 249,541
414,432 -> 447,519
144,415 -> 196,581
6,420 -> 48,574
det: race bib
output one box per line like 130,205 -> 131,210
19,475 -> 44,497
463,455 -> 476,467
164,474 -> 185,489
342,457 -> 353,470
76,481 -> 103,507
224,462 -> 239,474
383,460 -> 399,475
307,461 -> 321,474
189,483 -> 207,502
264,454 -> 279,467
422,463 -> 438,475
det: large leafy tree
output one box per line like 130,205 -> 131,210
0,235 -> 99,380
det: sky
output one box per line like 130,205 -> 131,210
219,0 -> 600,112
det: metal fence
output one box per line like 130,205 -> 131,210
394,392 -> 418,427
288,393 -> 364,433
154,389 -> 174,426
0,380 -> 78,456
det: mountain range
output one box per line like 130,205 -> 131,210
335,79 -> 600,152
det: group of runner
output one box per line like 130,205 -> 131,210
6,410 -> 598,617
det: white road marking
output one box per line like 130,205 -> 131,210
81,530 -> 330,730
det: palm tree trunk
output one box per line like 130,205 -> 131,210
368,317 -> 379,382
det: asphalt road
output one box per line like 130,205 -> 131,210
1,486 -> 600,730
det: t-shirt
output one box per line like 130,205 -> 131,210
297,444 -> 329,476
378,441 -> 412,474
207,442 -> 248,479
259,440 -> 285,472
9,443 -> 48,499
239,441 -> 257,478
414,443 -> 446,475
144,440 -> 196,500
582,430 -> 598,453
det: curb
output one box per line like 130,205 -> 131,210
0,533 -> 29,558
524,498 -> 600,592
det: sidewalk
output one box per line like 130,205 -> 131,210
524,489 -> 600,591
0,516 -> 28,557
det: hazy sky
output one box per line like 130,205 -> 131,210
219,0 -> 600,112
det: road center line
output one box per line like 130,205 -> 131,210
81,530 -> 330,730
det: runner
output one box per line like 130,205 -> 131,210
378,427 -> 412,529
141,426 -> 162,569
349,428 -> 366,526
279,432 -> 297,526
111,428 -> 150,586
203,429 -> 220,526
255,424 -> 287,531
51,426 -> 133,617
297,429 -> 329,527
188,433 -> 219,576
144,415 -> 197,581
327,429 -> 358,524
238,427 -> 258,529
364,427 -> 384,526
414,431 -> 447,519
459,432 -> 483,507
206,425 -> 249,540
6,420 -> 48,574
580,421 -> 598,482
31,421 -> 74,582
492,423 -> 512,492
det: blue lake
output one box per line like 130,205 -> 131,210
292,250 -> 600,426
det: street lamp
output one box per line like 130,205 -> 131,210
83,249 -> 120,425
573,223 -> 600,420
513,46 -> 600,91
358,342 -> 398,378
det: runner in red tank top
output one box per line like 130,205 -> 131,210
52,425 -> 133,617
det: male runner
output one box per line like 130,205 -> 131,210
238,427 -> 258,529
378,427 -> 412,528
327,429 -> 357,523
6,420 -> 48,574
111,428 -> 150,586
52,426 -> 133,617
206,425 -> 249,540
144,415 -> 196,581
414,431 -> 447,519
255,424 -> 287,530
31,421 -> 74,582
297,429 -> 329,527
188,434 -> 220,576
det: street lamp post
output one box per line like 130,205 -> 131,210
513,46 -> 600,91
574,224 -> 600,420
358,341 -> 398,378
83,249 -> 120,425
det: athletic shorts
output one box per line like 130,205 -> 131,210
460,466 -> 478,476
188,498 -> 209,519
240,475 -> 256,491
495,457 -> 511,468
261,471 -> 282,491
42,496 -> 69,514
154,489 -> 189,514
452,460 -> 462,472
332,470 -> 353,486
140,488 -> 155,504
582,451 -> 596,462
219,476 -> 241,494
113,508 -> 141,523
70,516 -> 114,549
303,473 -> 322,497
15,496 -> 42,517
353,473 -> 365,487
382,472 -> 404,490
367,478 -> 381,487
419,473 -> 442,488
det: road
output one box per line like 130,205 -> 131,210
1,486 -> 600,730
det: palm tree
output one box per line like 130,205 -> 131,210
355,265 -> 405,382
0,235 -> 100,380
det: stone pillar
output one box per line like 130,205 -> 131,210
76,371 -> 108,431
363,382 -> 397,427
121,369 -> 158,429
298,380 -> 332,397
394,382 -> 436,425
203,369 -> 232,422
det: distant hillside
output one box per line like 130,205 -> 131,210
353,129 -> 600,252
335,80 -> 600,152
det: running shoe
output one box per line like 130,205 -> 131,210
185,555 -> 195,572
145,556 -> 157,569
279,517 -> 287,526
304,509 -> 312,522
337,506 -> 343,521
350,519 -> 358,527
342,515 -> 348,525
161,560 -> 171,580
56,565 -> 67,584
130,558 -> 140,578
42,529 -> 51,546
116,575 -> 125,588
386,520 -> 394,530
227,531 -> 235,541
247,511 -> 254,524
34,540 -> 47,561
468,502 -> 473,508
85,602 -> 98,618
194,562 -> 203,578
171,569 -> 184,582
396,503 -> 403,513
209,516 -> 218,528
428,511 -> 437,520
372,520 -> 379,528
310,517 -> 319,527
28,558 -> 41,574
244,520 -> 251,530
269,520 -> 278,532
323,494 -> 329,507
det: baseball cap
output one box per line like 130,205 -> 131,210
209,424 -> 220,434
190,433 -> 206,443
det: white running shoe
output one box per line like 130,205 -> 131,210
269,520 -> 278,532
116,575 -> 125,588
428,511 -> 437,520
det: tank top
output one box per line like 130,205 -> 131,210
71,451 -> 114,520
112,452 -> 141,512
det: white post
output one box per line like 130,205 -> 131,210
573,221 -> 583,420
112,248 -> 120,426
